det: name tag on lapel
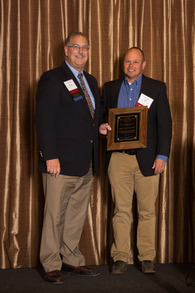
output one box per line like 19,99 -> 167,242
136,93 -> 153,109
64,79 -> 83,102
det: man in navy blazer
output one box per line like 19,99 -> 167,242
35,32 -> 100,284
99,47 -> 172,275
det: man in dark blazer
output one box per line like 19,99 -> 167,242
35,32 -> 100,284
99,47 -> 172,275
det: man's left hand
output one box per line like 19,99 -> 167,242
152,158 -> 166,175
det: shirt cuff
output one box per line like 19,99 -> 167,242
157,155 -> 168,162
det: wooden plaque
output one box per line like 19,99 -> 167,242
107,106 -> 148,151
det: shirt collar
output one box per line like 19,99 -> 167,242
124,74 -> 143,87
65,61 -> 83,77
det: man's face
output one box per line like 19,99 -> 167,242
64,35 -> 89,71
123,49 -> 146,83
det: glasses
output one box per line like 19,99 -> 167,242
68,44 -> 89,51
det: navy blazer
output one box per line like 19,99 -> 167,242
100,75 -> 172,176
35,62 -> 100,176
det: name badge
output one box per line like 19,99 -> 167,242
136,93 -> 153,109
64,79 -> 77,92
64,79 -> 83,102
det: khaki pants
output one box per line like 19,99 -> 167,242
108,152 -> 159,263
40,166 -> 93,272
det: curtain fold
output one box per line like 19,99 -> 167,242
0,0 -> 194,268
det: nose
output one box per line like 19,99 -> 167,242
79,47 -> 84,52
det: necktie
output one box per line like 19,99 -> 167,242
78,73 -> 94,118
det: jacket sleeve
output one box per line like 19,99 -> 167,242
35,71 -> 60,161
99,83 -> 110,125
156,82 -> 172,157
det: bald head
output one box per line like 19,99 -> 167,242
123,47 -> 146,83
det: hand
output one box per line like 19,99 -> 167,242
46,158 -> 61,178
152,158 -> 166,175
99,123 -> 112,135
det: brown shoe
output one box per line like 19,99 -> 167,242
44,270 -> 63,284
62,262 -> 100,277
141,260 -> 155,273
111,261 -> 128,274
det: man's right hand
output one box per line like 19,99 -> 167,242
46,159 -> 61,177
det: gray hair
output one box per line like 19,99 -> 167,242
65,32 -> 90,46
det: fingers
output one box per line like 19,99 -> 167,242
153,158 -> 166,175
99,123 -> 112,135
47,170 -> 60,177
48,170 -> 60,178
46,159 -> 61,177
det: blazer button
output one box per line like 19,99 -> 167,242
91,140 -> 93,143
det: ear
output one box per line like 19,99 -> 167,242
64,45 -> 68,57
142,61 -> 146,71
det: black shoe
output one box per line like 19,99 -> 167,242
141,260 -> 155,273
61,262 -> 100,277
44,270 -> 63,284
111,260 -> 128,274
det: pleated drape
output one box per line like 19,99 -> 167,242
0,0 -> 194,268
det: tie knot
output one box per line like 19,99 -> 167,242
78,73 -> 83,79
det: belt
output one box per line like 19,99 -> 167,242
117,149 -> 136,155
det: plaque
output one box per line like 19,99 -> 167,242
107,106 -> 148,150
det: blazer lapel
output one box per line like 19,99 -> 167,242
139,75 -> 151,96
62,62 -> 82,91
61,63 -> 93,118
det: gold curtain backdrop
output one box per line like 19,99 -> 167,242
0,0 -> 194,268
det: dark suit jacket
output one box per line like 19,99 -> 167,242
35,62 -> 100,176
100,75 -> 172,176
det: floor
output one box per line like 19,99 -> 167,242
0,263 -> 194,293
